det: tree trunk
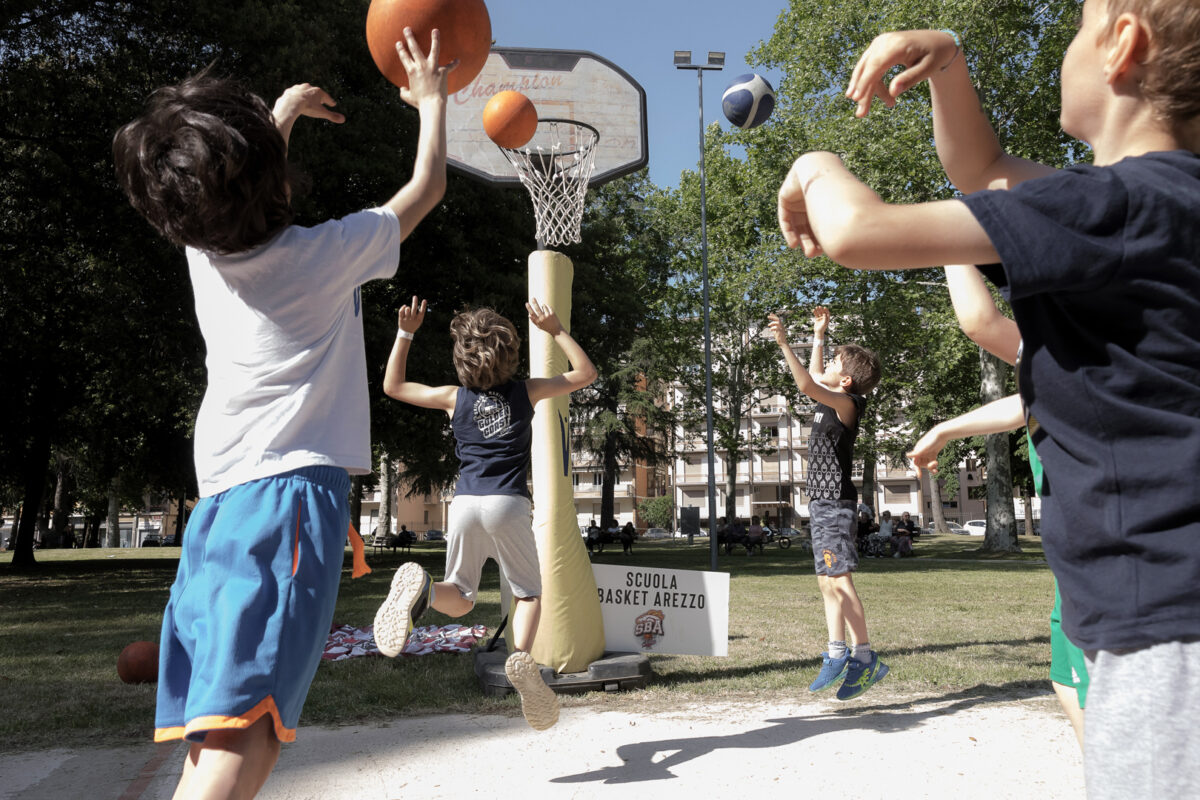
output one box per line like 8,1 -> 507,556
928,475 -> 949,532
105,486 -> 121,548
980,349 -> 1019,553
51,454 -> 72,547
378,450 -> 392,539
1020,484 -> 1036,537
859,418 -> 878,516
600,434 -> 618,528
174,488 -> 187,546
12,424 -> 51,568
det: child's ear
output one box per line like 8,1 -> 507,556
1104,12 -> 1151,84
840,374 -> 853,390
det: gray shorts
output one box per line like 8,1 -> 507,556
1083,638 -> 1200,798
444,494 -> 541,602
809,499 -> 859,576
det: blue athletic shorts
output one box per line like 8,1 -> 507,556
809,499 -> 859,576
155,466 -> 350,743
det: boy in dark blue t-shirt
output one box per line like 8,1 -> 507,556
374,296 -> 596,731
777,4 -> 1200,794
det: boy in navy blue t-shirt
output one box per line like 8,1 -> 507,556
373,296 -> 596,731
777,3 -> 1200,794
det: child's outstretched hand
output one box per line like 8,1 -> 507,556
906,426 -> 949,475
397,295 -> 426,334
846,30 -> 961,118
777,155 -> 825,256
527,298 -> 563,335
812,306 -> 830,336
272,84 -> 345,146
395,27 -> 459,108
767,313 -> 790,347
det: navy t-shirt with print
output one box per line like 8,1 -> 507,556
962,150 -> 1200,651
452,381 -> 533,498
806,393 -> 866,503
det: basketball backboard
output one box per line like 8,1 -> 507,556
447,48 -> 648,187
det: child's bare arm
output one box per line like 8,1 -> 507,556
906,393 -> 1024,474
777,151 -> 999,267
845,30 -> 1055,192
808,306 -> 829,379
383,28 -> 455,242
767,313 -> 857,424
272,84 -> 345,150
524,298 -> 599,403
944,265 -> 1020,365
382,296 -> 457,413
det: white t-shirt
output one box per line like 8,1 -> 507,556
187,207 -> 401,497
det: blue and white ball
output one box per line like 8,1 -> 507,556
721,73 -> 775,130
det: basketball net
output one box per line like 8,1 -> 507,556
499,119 -> 599,249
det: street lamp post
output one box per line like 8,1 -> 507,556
674,50 -> 724,570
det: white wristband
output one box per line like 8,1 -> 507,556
396,329 -> 414,341
813,338 -> 825,347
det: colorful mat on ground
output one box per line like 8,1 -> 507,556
322,622 -> 489,661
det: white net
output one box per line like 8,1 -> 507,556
498,119 -> 599,248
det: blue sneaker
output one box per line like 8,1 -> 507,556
836,651 -> 889,700
808,651 -> 850,692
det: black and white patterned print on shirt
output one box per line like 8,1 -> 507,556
473,391 -> 511,439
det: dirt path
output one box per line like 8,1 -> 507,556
1,691 -> 1084,799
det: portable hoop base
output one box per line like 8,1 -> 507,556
474,644 -> 651,697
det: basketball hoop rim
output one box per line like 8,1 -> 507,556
498,118 -> 600,156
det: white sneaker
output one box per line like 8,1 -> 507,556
504,651 -> 559,731
372,562 -> 431,658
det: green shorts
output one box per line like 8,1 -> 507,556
1049,580 -> 1090,708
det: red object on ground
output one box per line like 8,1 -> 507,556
117,640 -> 159,684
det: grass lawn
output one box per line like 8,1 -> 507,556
0,533 -> 1056,752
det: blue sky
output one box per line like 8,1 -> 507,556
485,0 -> 789,189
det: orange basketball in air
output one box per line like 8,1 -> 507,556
482,91 -> 538,149
366,0 -> 492,94
117,640 -> 159,684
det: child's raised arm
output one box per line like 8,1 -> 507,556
906,393 -> 1025,474
767,311 -> 856,426
845,29 -> 1055,192
524,298 -> 598,403
777,151 -> 998,267
944,265 -> 1020,365
382,296 -> 458,413
272,83 -> 345,151
383,28 -> 456,243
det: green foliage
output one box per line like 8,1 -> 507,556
637,495 -> 674,530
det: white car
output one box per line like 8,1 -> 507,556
962,520 -> 987,536
642,527 -> 671,540
943,522 -> 967,535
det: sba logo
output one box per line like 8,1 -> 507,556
634,610 -> 665,649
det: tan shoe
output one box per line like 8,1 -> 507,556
504,651 -> 559,730
372,562 -> 431,658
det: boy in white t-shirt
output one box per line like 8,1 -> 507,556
112,28 -> 454,800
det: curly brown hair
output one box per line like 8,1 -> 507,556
1101,0 -> 1200,131
450,308 -> 522,391
835,343 -> 881,395
112,69 -> 296,255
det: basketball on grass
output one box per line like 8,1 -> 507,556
482,91 -> 538,149
117,640 -> 159,684
721,73 -> 775,130
365,0 -> 492,94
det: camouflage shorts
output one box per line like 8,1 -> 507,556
809,499 -> 859,576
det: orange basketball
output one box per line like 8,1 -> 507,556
117,640 -> 159,684
366,0 -> 491,94
482,91 -> 538,149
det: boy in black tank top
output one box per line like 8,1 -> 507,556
373,296 -> 597,730
768,307 -> 886,700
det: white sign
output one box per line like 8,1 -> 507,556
591,563 -> 729,657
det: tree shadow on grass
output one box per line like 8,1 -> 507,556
550,680 -> 1043,786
